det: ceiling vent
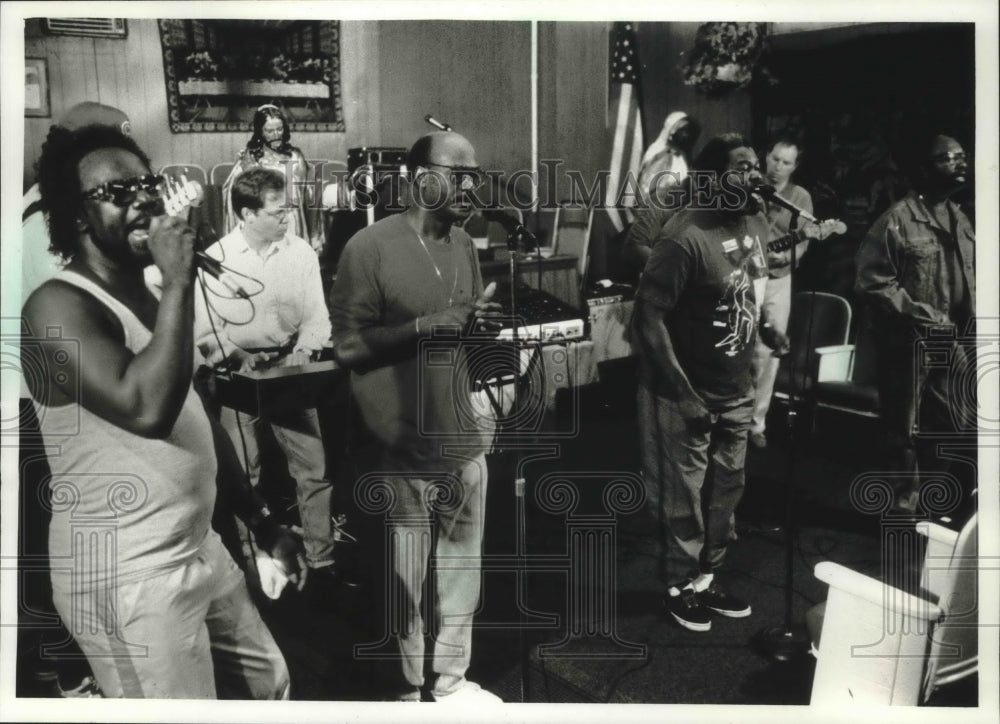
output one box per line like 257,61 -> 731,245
44,18 -> 128,38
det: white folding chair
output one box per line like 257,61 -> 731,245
807,513 -> 978,705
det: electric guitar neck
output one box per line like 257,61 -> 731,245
767,218 -> 847,253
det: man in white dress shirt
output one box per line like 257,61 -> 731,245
195,167 -> 336,576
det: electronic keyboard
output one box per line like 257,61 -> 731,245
495,286 -> 585,343
213,360 -> 343,417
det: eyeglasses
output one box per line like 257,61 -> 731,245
258,207 -> 290,220
932,151 -> 967,165
424,163 -> 486,191
81,174 -> 164,206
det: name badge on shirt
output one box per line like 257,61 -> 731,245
722,239 -> 738,253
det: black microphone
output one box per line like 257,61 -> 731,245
482,209 -> 537,247
752,183 -> 818,224
195,250 -> 226,278
194,227 -> 249,300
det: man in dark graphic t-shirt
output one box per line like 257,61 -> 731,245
633,133 -> 780,633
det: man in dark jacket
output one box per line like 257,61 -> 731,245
855,134 -> 976,514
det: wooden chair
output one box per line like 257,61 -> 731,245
807,513 -> 978,705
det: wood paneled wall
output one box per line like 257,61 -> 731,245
637,22 -> 753,156
22,19 -> 532,189
22,19 -> 753,199
375,21 -> 532,174
23,20 -> 383,187
537,22 -> 610,206
534,21 -> 755,206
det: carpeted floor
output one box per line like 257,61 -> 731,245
15,374 -> 978,706
246,380 -> 978,705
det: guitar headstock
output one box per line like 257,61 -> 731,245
161,174 -> 205,218
804,218 -> 847,240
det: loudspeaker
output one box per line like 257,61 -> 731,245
323,148 -> 409,279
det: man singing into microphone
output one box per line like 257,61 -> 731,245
194,167 -> 337,581
633,133 -> 777,632
22,124 -> 297,698
855,133 -> 976,514
328,131 -> 504,703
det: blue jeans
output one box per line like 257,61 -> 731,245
637,385 -> 753,587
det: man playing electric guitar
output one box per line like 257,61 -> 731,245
750,136 -> 829,448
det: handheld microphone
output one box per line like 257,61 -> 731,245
752,183 -> 818,224
482,209 -> 537,248
194,249 -> 225,278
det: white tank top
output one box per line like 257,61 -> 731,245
33,270 -> 217,592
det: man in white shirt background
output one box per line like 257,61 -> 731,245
195,167 -> 336,579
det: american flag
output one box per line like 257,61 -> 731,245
605,22 -> 644,233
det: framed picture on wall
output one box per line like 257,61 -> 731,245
25,58 -> 50,118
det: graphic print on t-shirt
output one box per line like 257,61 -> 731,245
712,264 -> 756,358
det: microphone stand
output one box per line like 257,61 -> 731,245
754,207 -> 811,662
490,221 -> 558,702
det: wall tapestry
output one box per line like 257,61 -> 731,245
158,19 -> 344,132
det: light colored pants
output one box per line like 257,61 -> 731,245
637,385 -> 753,587
220,406 -> 334,567
381,452 -> 487,698
50,531 -> 289,699
751,273 -> 792,435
